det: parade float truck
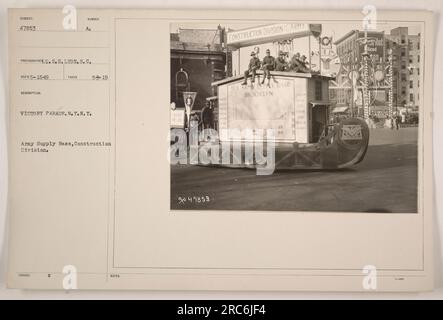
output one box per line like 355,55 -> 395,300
204,71 -> 369,170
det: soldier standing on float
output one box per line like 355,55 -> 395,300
261,49 -> 276,86
242,51 -> 261,86
275,50 -> 289,71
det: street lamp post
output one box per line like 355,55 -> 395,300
183,91 -> 197,132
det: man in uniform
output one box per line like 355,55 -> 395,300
242,51 -> 261,86
299,55 -> 311,72
261,48 -> 276,86
396,113 -> 401,130
289,52 -> 302,72
202,101 -> 214,129
275,50 -> 289,71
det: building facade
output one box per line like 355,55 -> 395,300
385,27 -> 421,111
331,27 -> 421,117
170,27 -> 229,111
331,30 -> 386,116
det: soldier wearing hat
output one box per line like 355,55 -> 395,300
289,52 -> 302,72
261,48 -> 276,85
289,52 -> 311,73
299,54 -> 310,72
275,50 -> 289,72
242,51 -> 261,86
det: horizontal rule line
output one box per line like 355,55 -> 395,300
17,30 -> 109,33
16,46 -> 110,49
17,62 -> 110,64
18,79 -> 109,81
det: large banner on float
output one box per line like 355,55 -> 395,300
217,77 -> 309,142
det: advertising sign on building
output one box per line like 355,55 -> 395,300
359,32 -> 385,63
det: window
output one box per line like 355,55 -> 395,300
410,80 -> 413,88
315,80 -> 322,100
417,55 -> 420,62
410,93 -> 414,102
417,68 -> 420,75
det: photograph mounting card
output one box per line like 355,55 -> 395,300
7,8 -> 434,291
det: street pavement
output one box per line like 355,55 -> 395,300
171,127 -> 418,213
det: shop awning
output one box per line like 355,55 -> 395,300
332,106 -> 349,113
310,101 -> 331,107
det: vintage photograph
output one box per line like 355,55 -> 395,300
169,21 -> 422,213
5,7 -> 435,293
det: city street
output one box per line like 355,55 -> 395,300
171,127 -> 418,213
